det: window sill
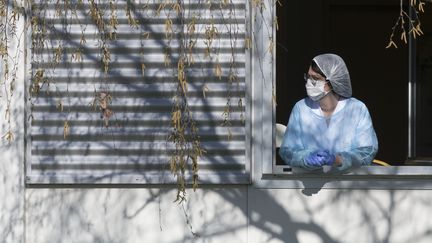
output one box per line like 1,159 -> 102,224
254,166 -> 432,190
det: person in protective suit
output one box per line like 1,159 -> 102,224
279,53 -> 378,171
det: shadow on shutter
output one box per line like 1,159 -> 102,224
27,0 -> 250,184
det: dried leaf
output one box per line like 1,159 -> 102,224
164,50 -> 171,67
2,131 -> 14,143
172,3 -> 182,15
214,63 -> 222,79
165,19 -> 173,39
416,24 -> 424,35
57,99 -> 64,111
401,31 -> 407,44
169,157 -> 177,173
103,108 -> 113,127
385,40 -> 398,49
63,121 -> 70,139
274,17 -> 279,31
54,45 -> 63,63
202,84 -> 209,98
267,38 -> 274,53
80,35 -> 86,45
245,37 -> 252,50
419,2 -> 425,12
0,43 -> 7,57
141,63 -> 146,76
155,3 -> 166,16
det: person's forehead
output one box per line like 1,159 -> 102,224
307,67 -> 322,76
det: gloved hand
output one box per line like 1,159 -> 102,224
305,150 -> 336,167
304,151 -> 326,166
317,150 -> 336,166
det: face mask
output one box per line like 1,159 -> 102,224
305,79 -> 330,101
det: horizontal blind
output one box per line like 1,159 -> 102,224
27,0 -> 249,184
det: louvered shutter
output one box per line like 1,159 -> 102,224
26,0 -> 250,184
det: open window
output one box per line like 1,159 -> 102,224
273,0 -> 432,173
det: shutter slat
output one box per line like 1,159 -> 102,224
28,0 -> 249,184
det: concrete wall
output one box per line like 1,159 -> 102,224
15,187 -> 432,243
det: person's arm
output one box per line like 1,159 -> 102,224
334,104 -> 378,171
279,104 -> 319,170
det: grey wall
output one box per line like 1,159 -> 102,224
19,187 -> 432,243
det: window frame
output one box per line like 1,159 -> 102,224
251,0 -> 432,189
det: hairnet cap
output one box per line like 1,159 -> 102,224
313,53 -> 352,98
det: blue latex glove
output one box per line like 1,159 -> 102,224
317,150 -> 336,166
304,151 -> 326,166
305,150 -> 336,167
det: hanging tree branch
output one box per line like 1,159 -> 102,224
387,0 -> 427,48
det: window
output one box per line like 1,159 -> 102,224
250,0 -> 432,185
26,0 -> 251,184
275,0 -> 409,167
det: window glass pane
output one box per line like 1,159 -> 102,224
276,1 -> 408,166
416,4 -> 432,158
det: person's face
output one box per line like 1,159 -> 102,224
306,67 -> 331,92
307,67 -> 326,82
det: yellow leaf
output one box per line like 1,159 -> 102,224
245,37 -> 252,50
56,99 -> 64,112
267,39 -> 274,53
0,43 -> 7,56
385,40 -> 398,49
165,19 -> 173,39
419,2 -> 425,12
416,24 -> 424,35
202,84 -> 209,98
272,92 -> 277,105
276,0 -> 282,6
214,63 -> 222,79
2,131 -> 14,143
172,3 -> 182,15
412,28 -> 418,39
156,3 -> 166,16
80,36 -> 86,45
274,17 -> 279,31
63,121 -> 70,139
401,31 -> 407,44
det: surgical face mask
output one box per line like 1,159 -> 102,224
305,78 -> 330,101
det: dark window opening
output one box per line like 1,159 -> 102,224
276,0 -> 413,166
414,3 -> 432,161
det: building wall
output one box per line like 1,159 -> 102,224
1,2 -> 431,243
17,186 -> 432,243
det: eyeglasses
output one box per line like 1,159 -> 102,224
304,73 -> 319,86
304,73 -> 328,86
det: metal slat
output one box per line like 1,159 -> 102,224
28,0 -> 248,184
